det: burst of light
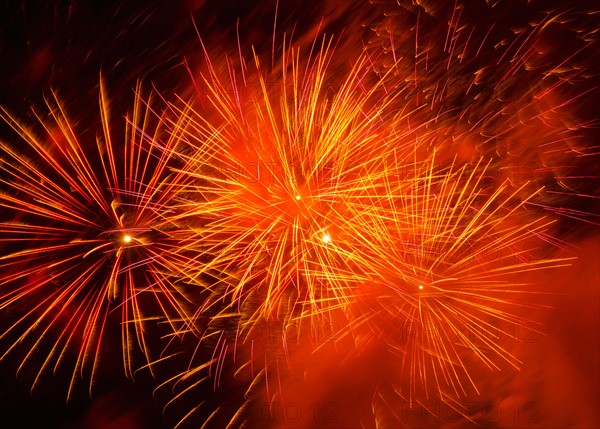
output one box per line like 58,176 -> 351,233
14,1 -> 589,426
337,151 -> 574,405
166,34 -> 406,325
0,79 -> 192,399
154,33 -> 417,428
153,22 -> 578,426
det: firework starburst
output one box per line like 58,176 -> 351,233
0,79 -> 191,398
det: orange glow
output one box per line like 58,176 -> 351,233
0,1 -> 598,428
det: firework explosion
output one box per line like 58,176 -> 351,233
1,1 -> 598,428
0,80 -> 192,399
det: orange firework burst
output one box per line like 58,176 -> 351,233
2,1 -> 596,428
146,1 -> 600,422
168,34 -> 408,325
153,33 -> 409,428
337,150 -> 574,411
0,79 -> 192,398
148,18 -> 580,425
